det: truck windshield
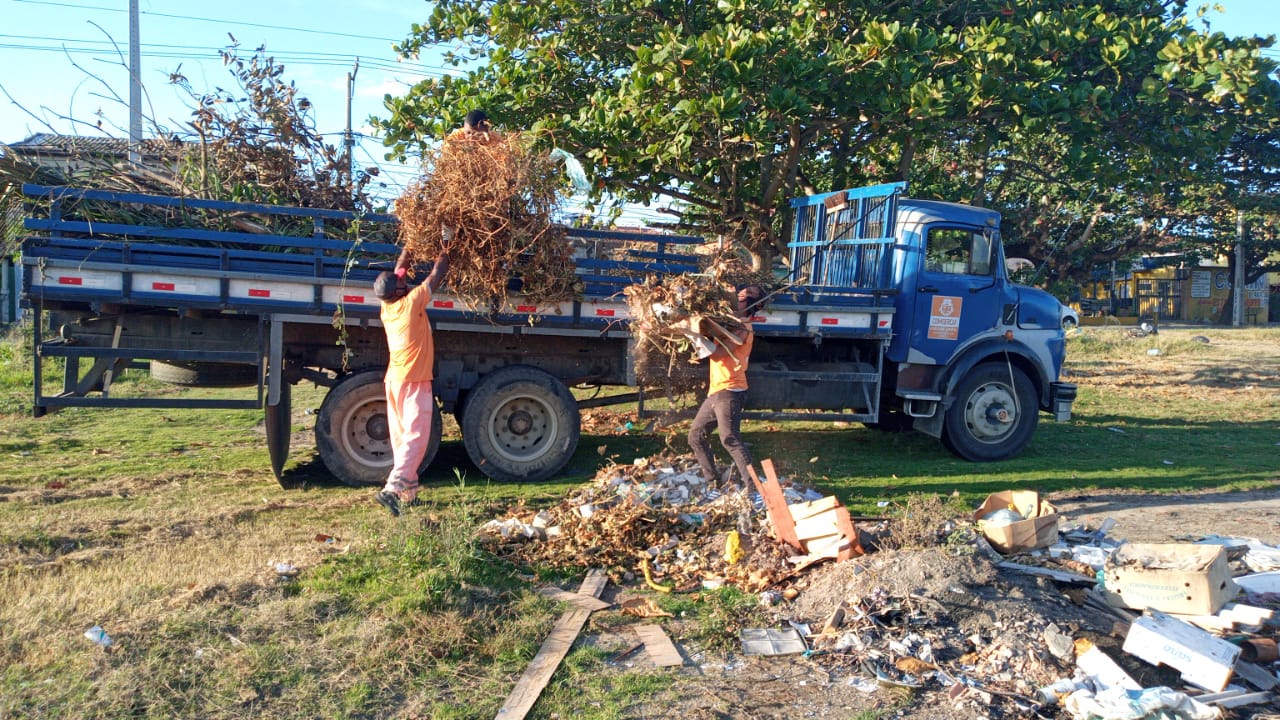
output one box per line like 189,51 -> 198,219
925,228 -> 994,276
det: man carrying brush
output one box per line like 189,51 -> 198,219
688,285 -> 766,485
371,243 -> 450,516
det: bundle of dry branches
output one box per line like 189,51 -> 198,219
395,132 -> 577,309
624,249 -> 773,385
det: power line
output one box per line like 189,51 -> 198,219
11,0 -> 405,43
0,35 -> 458,76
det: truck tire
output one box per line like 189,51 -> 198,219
149,360 -> 258,387
460,366 -> 579,483
315,370 -> 442,487
942,362 -> 1038,462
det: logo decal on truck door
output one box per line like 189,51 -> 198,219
927,296 -> 962,340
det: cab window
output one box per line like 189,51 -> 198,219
925,229 -> 994,276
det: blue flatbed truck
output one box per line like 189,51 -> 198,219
18,182 -> 1075,487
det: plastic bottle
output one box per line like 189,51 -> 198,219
84,625 -> 113,648
1036,679 -> 1086,705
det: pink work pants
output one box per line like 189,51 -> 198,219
384,379 -> 434,496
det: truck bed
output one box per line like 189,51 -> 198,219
21,185 -> 898,341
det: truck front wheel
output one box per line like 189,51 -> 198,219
461,366 -> 580,483
942,363 -> 1038,462
315,370 -> 442,487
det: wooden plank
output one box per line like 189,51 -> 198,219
998,561 -> 1097,585
633,624 -> 684,667
536,586 -> 612,612
788,496 -> 840,521
793,513 -> 840,542
496,569 -> 609,720
754,459 -> 801,550
832,504 -> 864,559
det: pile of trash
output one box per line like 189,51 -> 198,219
479,453 -> 807,591
478,456 -> 1280,718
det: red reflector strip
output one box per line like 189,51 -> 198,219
749,315 -> 766,323
515,304 -> 537,313
595,309 -> 615,317
820,317 -> 838,325
879,319 -> 890,327
248,288 -> 270,297
152,282 -> 175,291
58,276 -> 83,286
433,300 -> 455,309
342,294 -> 365,303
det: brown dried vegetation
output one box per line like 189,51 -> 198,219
394,131 -> 577,309
624,249 -> 772,385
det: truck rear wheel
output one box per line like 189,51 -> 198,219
942,362 -> 1037,462
460,366 -> 579,483
315,370 -> 442,487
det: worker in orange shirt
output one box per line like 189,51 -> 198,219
688,285 -> 765,484
372,243 -> 450,516
446,109 -> 502,144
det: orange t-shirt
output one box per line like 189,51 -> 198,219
381,282 -> 435,384
708,325 -> 753,394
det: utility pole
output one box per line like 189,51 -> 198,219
128,0 -> 142,165
345,59 -> 359,198
1232,209 -> 1245,327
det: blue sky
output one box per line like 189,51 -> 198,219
1,0 -> 1276,217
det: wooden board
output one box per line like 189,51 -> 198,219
536,586 -> 612,612
633,624 -> 684,667
496,570 -> 608,720
749,459 -> 801,550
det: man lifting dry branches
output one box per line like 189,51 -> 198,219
688,284 -> 766,485
372,243 -> 451,516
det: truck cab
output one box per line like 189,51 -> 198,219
768,183 -> 1076,461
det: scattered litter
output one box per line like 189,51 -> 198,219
619,598 -> 672,618
273,562 -> 298,577
1063,685 -> 1219,720
741,627 -> 806,656
1103,543 -> 1235,615
1123,610 -> 1240,691
84,625 -> 113,648
974,490 -> 1059,554
848,675 -> 880,693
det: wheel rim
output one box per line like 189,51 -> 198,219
484,394 -> 559,463
962,381 -> 1019,444
339,396 -> 391,469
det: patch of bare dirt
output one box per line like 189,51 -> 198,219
1049,487 -> 1280,546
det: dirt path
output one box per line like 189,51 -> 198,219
1049,487 -> 1280,545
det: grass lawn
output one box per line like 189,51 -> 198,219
1,323 -> 1276,718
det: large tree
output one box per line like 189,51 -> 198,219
376,0 -> 1277,270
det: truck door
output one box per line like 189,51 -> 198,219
909,226 -> 1009,364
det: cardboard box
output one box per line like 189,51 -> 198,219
1103,543 -> 1236,616
973,490 -> 1059,554
1123,609 -> 1239,691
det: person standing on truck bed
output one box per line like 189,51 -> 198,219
447,109 -> 502,144
373,244 -> 451,516
688,285 -> 766,485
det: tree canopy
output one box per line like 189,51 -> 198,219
375,0 -> 1279,276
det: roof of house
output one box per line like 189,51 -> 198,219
7,133 -> 180,157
